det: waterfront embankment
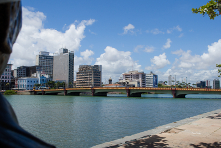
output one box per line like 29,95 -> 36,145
93,108 -> 221,148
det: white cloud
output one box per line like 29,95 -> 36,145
144,46 -> 154,52
95,46 -> 141,82
175,25 -> 182,32
167,25 -> 182,34
134,45 -> 144,52
134,45 -> 154,53
10,7 -> 95,69
159,39 -> 221,84
146,53 -> 170,70
150,28 -> 164,35
171,49 -> 184,55
178,33 -> 184,38
89,29 -> 96,35
167,29 -> 172,34
162,38 -> 172,49
80,49 -> 94,59
123,24 -> 135,34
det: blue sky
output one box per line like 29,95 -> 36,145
10,0 -> 221,85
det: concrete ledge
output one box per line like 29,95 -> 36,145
92,108 -> 221,148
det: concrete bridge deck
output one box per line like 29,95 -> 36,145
33,87 -> 221,98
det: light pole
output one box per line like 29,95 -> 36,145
175,75 -> 176,88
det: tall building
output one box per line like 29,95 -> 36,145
213,79 -> 220,89
14,66 -> 41,78
146,72 -> 158,87
109,77 -> 112,84
53,48 -> 74,88
76,65 -> 102,87
0,64 -> 12,90
168,75 -> 172,85
119,70 -> 146,87
196,81 -> 206,88
206,80 -> 210,86
0,64 -> 12,83
36,51 -> 53,77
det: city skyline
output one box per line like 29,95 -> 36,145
9,1 -> 221,84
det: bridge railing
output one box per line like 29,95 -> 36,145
33,87 -> 221,92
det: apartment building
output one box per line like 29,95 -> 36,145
213,79 -> 220,89
14,66 -> 41,78
36,51 -> 53,77
76,65 -> 102,87
53,48 -> 74,88
119,70 -> 146,87
146,72 -> 158,87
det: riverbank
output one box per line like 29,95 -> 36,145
92,108 -> 221,148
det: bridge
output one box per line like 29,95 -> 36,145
33,87 -> 221,98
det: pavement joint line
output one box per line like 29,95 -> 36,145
91,108 -> 221,148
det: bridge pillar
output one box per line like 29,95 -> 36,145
64,90 -> 67,96
91,89 -> 95,96
126,89 -> 142,97
172,90 -> 186,98
126,89 -> 130,97
172,90 -> 176,98
42,90 -> 45,95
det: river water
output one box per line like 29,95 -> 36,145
5,94 -> 221,148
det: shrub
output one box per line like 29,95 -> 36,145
4,90 -> 17,95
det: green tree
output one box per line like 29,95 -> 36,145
192,0 -> 221,20
35,84 -> 41,88
216,64 -> 221,77
158,83 -> 163,88
46,81 -> 56,89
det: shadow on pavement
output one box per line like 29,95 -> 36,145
190,142 -> 221,148
107,135 -> 169,148
207,113 -> 221,119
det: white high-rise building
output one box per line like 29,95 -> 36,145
168,75 -> 172,85
53,48 -> 74,88
146,72 -> 158,87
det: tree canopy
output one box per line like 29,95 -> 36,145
192,0 -> 221,19
216,64 -> 221,77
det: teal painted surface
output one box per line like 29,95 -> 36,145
5,95 -> 221,148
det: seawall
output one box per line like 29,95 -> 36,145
92,108 -> 221,148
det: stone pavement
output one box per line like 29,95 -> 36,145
92,109 -> 221,148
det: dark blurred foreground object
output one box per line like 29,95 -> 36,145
0,1 -> 55,147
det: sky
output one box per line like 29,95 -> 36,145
10,0 -> 221,85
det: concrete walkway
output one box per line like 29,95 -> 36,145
92,109 -> 221,148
